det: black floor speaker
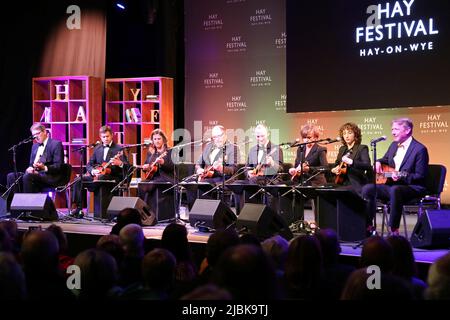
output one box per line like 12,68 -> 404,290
316,189 -> 366,242
236,203 -> 293,241
10,193 -> 58,221
189,199 -> 236,230
410,210 -> 450,249
107,196 -> 156,226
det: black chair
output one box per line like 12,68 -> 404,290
41,163 -> 73,209
380,164 -> 447,237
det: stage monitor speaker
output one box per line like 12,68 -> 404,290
189,199 -> 236,230
316,189 -> 366,242
410,210 -> 450,249
10,193 -> 58,221
107,196 -> 156,226
236,203 -> 293,241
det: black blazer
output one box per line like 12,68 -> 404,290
87,142 -> 129,179
293,143 -> 328,186
196,141 -> 239,178
143,148 -> 174,182
378,138 -> 428,193
247,141 -> 283,176
29,138 -> 65,184
334,144 -> 372,192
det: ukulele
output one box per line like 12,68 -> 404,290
93,151 -> 123,179
141,151 -> 167,180
290,161 -> 309,181
376,164 -> 408,184
249,148 -> 279,177
334,150 -> 352,184
198,159 -> 222,181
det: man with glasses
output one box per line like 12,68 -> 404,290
6,122 -> 65,193
186,125 -> 239,210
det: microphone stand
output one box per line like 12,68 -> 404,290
8,135 -> 34,193
202,164 -> 250,197
352,140 -> 379,248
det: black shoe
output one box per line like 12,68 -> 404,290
366,226 -> 378,237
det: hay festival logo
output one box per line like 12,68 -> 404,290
356,0 -> 439,57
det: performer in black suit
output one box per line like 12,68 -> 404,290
331,122 -> 372,194
362,118 -> 429,235
246,123 -> 284,183
186,125 -> 239,210
289,123 -> 328,187
195,125 -> 239,184
138,129 -> 174,208
7,122 -> 65,193
71,125 -> 129,215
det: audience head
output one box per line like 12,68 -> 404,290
21,230 -> 60,274
0,226 -> 13,253
213,244 -> 277,299
73,249 -> 118,299
0,252 -> 26,300
341,267 -> 413,300
386,235 -> 417,280
161,223 -> 191,262
110,207 -> 142,235
425,252 -> 450,300
142,248 -> 176,293
96,234 -> 124,265
181,284 -> 232,300
315,228 -> 341,267
206,229 -> 240,268
119,223 -> 145,258
360,236 -> 394,273
261,235 -> 289,271
46,224 -> 69,254
285,235 -> 323,297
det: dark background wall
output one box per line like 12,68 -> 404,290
0,0 -> 184,187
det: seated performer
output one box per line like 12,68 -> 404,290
195,125 -> 239,184
288,123 -> 328,187
246,123 -> 284,184
186,125 -> 239,210
331,122 -> 372,194
71,125 -> 129,215
7,122 -> 65,194
138,129 -> 175,216
361,118 -> 429,235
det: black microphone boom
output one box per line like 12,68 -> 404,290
370,136 -> 387,144
326,137 -> 342,144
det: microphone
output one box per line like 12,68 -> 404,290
280,138 -> 300,146
143,141 -> 154,148
326,137 -> 342,144
87,141 -> 101,148
370,136 -> 387,144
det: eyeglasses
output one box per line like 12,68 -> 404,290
212,133 -> 224,139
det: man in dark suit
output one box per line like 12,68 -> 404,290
361,118 -> 429,235
71,125 -> 129,215
186,125 -> 239,210
195,125 -> 239,184
246,123 -> 284,183
6,123 -> 65,193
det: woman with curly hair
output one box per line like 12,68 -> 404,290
331,122 -> 372,194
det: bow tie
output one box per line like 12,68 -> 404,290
398,143 -> 405,149
38,143 -> 44,147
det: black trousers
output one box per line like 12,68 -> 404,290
361,183 -> 422,229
